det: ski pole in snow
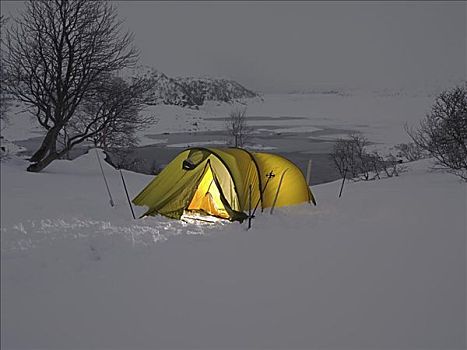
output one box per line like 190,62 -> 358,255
305,159 -> 312,185
120,169 -> 136,220
248,184 -> 252,230
95,148 -> 114,207
338,167 -> 348,198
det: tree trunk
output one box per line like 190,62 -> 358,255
29,132 -> 53,162
27,152 -> 57,172
29,126 -> 61,162
27,127 -> 63,172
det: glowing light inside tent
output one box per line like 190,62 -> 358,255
187,165 -> 230,219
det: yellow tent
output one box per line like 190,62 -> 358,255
133,147 -> 316,221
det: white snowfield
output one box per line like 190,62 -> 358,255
138,92 -> 434,147
2,91 -> 435,150
1,88 -> 436,164
1,150 -> 465,349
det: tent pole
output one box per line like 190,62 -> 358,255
120,169 -> 136,220
95,148 -> 114,207
251,171 -> 275,217
270,169 -> 288,215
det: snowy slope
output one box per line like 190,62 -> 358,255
1,151 -> 465,349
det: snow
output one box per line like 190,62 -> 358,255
1,149 -> 465,349
245,144 -> 277,151
0,104 -> 44,142
166,140 -> 228,148
308,133 -> 354,141
252,126 -> 322,134
1,87 -> 465,349
2,91 -> 434,154
246,92 -> 433,145
129,91 -> 434,151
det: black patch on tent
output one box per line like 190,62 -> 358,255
182,149 -> 210,170
182,159 -> 196,170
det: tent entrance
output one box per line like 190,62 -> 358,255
187,164 -> 231,219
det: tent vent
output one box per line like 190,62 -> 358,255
182,159 -> 196,170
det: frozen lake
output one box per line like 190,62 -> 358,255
13,91 -> 435,186
134,123 -> 359,185
16,118 -> 358,185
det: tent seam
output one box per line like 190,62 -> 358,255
232,147 -> 264,210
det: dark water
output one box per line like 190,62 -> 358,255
131,124 -> 357,185
15,124 -> 356,185
133,129 -> 347,185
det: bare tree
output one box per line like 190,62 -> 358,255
350,134 -> 372,180
66,75 -> 151,150
3,0 -> 138,172
226,106 -> 249,147
331,134 -> 403,181
59,74 -> 153,163
407,84 -> 467,181
0,69 -> 8,130
394,142 -> 426,162
0,15 -> 10,130
331,137 -> 352,178
331,134 -> 369,179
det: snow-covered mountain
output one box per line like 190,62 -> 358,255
139,68 -> 258,107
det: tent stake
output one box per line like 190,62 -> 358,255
120,169 -> 136,220
95,148 -> 114,207
338,168 -> 348,198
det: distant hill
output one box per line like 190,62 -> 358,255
139,68 -> 258,108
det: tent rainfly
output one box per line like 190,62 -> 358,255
133,147 -> 316,221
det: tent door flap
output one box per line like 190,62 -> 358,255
187,163 -> 231,219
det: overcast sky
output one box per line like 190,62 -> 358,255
2,1 -> 465,92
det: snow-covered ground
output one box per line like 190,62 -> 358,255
1,89 -> 465,349
1,149 -> 465,349
0,103 -> 44,142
